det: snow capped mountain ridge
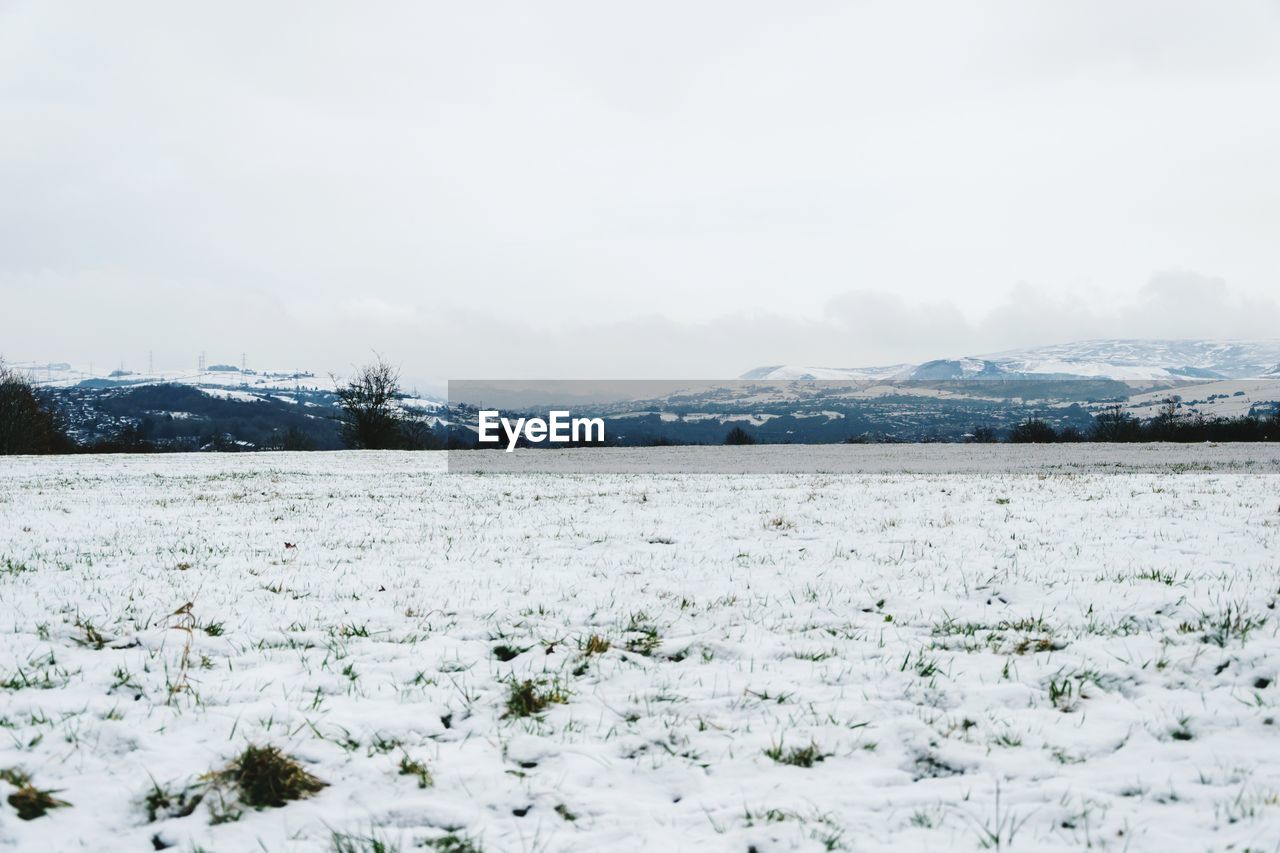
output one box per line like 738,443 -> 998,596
745,339 -> 1280,382
739,363 -> 913,381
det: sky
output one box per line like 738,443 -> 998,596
2,1 -> 1279,387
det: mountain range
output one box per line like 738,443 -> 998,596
11,338 -> 1280,449
743,339 -> 1280,382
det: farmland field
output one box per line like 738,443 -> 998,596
1,449 -> 1279,851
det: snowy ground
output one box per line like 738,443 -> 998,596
1,449 -> 1278,852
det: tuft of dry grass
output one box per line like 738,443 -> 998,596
581,634 -> 611,656
73,616 -> 110,650
2,768 -> 70,820
398,755 -> 433,788
503,678 -> 569,718
208,745 -> 327,809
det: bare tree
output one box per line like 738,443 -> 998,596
1092,403 -> 1139,442
333,359 -> 405,449
0,359 -> 72,455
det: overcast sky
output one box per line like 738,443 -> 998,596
3,1 -> 1279,386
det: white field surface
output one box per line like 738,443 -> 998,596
1,450 -> 1279,852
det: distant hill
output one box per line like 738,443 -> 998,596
48,382 -> 346,450
14,362 -> 443,451
744,339 -> 1280,382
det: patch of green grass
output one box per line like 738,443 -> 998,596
744,806 -> 792,825
202,621 -> 226,637
368,735 -> 401,755
743,806 -> 846,849
144,780 -> 202,822
623,612 -> 662,656
1199,605 -> 1267,648
909,807 -> 944,828
491,644 -> 527,662
764,741 -> 829,768
332,830 -> 400,852
422,834 -> 482,853
1048,677 -> 1075,711
747,688 -> 793,704
73,617 -> 109,650
1,654 -> 72,691
792,648 -> 838,662
932,617 -> 987,638
900,650 -> 942,678
1050,747 -> 1085,765
915,655 -> 941,678
110,666 -> 143,695
1012,636 -> 1059,655
398,756 -> 433,788
2,768 -> 70,820
997,616 -> 1052,634
503,678 -> 569,718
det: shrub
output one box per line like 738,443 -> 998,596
276,426 -> 316,451
724,426 -> 756,445
968,425 -> 999,443
1008,418 -> 1057,443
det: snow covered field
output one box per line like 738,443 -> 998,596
1,450 -> 1278,852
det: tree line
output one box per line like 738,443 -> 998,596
995,400 -> 1279,443
4,357 -> 1278,454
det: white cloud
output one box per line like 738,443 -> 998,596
2,2 -> 1279,384
3,265 -> 1277,390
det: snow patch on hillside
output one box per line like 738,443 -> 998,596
746,338 -> 1280,382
